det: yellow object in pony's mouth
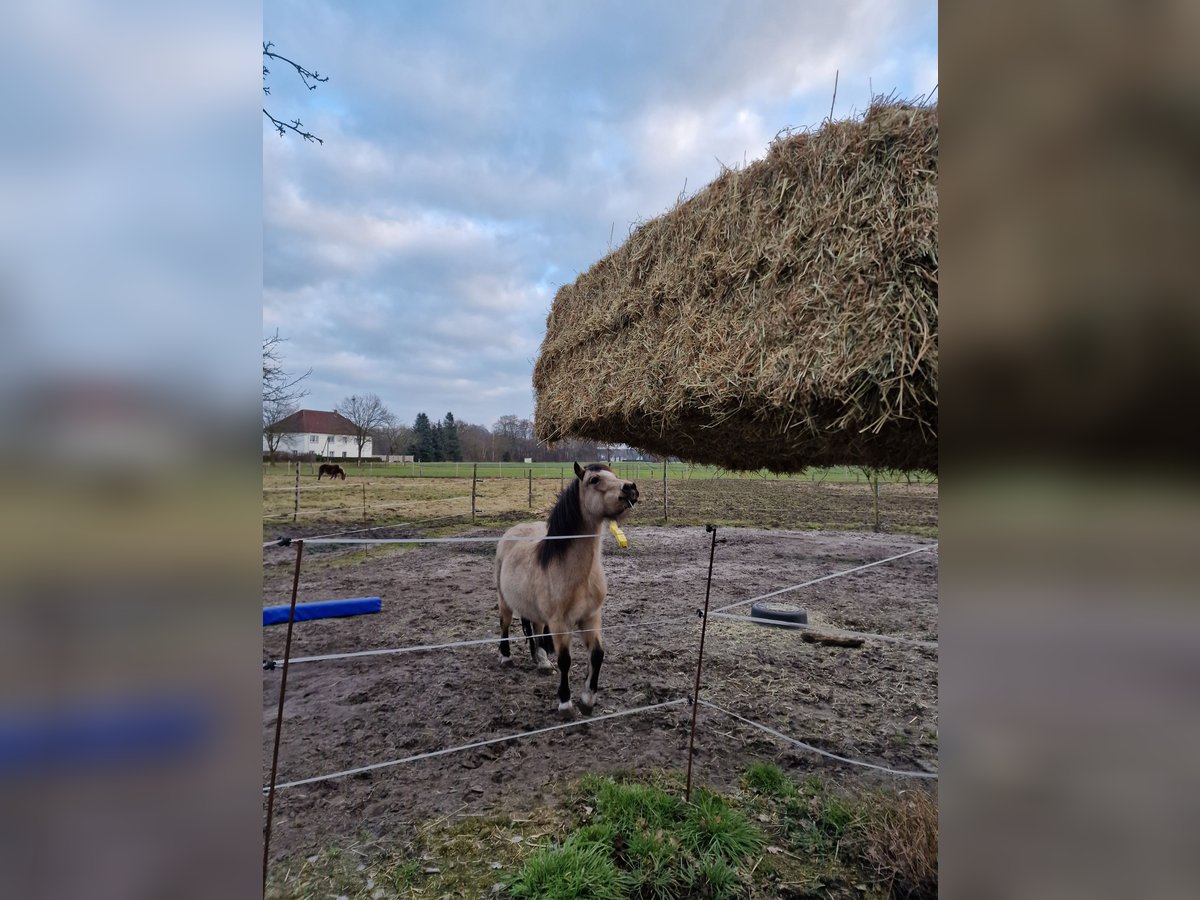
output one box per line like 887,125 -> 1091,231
608,520 -> 629,549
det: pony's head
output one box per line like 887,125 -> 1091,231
573,461 -> 638,522
538,462 -> 638,567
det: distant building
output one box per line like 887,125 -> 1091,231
263,409 -> 371,459
595,443 -> 656,463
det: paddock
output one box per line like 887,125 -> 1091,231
262,523 -> 937,861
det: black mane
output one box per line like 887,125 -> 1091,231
536,464 -> 606,568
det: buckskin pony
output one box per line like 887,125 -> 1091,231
495,462 -> 638,718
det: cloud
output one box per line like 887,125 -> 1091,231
263,0 -> 937,429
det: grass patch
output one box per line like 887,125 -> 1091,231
266,769 -> 936,898
742,761 -> 794,797
508,842 -> 631,899
678,787 -> 764,862
514,773 -> 762,900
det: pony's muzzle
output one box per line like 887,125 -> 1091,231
622,483 -> 639,507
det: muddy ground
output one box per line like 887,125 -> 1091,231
263,522 -> 938,861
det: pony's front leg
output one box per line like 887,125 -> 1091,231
549,624 -> 575,718
578,613 -> 604,716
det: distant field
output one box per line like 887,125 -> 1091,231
264,459 -> 937,484
262,464 -> 938,538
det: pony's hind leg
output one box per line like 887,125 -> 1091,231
578,612 -> 604,715
520,617 -> 539,666
536,624 -> 554,672
498,597 -> 514,666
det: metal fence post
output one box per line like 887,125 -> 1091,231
685,525 -> 719,802
264,538 -> 305,893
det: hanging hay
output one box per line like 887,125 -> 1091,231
534,100 -> 938,473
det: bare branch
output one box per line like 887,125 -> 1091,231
263,109 -> 324,144
263,331 -> 311,407
262,41 -> 327,144
263,41 -> 329,91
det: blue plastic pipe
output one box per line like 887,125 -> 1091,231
262,597 -> 382,626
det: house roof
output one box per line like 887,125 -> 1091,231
271,409 -> 360,436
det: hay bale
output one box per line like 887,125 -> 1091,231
534,100 -> 938,473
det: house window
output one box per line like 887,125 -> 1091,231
341,436 -> 348,443
309,435 -> 319,443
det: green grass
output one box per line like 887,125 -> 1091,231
512,774 -> 762,900
678,787 -> 764,862
508,841 -> 631,899
266,767 -> 937,899
741,760 -> 795,797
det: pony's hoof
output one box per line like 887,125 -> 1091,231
536,663 -> 554,676
578,692 -> 596,716
499,655 -> 514,667
557,702 -> 576,721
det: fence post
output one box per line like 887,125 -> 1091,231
528,469 -> 533,508
362,482 -> 367,522
293,462 -> 300,523
264,538 -> 304,893
685,525 -> 719,802
471,463 -> 477,524
871,474 -> 881,532
663,461 -> 668,521
561,467 -> 564,491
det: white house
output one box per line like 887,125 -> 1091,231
595,442 -> 656,463
263,409 -> 372,459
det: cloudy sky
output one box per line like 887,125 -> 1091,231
264,0 -> 937,431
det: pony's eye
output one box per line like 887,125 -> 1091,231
590,476 -> 600,485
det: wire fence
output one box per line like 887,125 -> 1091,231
262,464 -> 938,535
263,530 -> 939,832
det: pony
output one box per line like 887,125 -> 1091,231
495,462 -> 638,718
317,463 -> 346,480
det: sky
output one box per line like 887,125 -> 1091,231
263,0 -> 937,431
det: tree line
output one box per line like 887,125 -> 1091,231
372,410 -> 602,463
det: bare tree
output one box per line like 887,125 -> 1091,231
263,398 -> 298,465
374,422 -> 414,458
336,394 -> 393,466
263,330 -> 311,407
493,414 -> 535,461
457,422 -> 493,461
263,42 -> 328,144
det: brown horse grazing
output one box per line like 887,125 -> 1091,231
495,462 -> 639,717
317,463 -> 346,480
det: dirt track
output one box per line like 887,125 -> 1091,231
262,523 -> 937,860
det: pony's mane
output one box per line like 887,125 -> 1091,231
536,464 -> 608,568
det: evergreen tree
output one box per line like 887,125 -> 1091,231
442,412 -> 463,461
430,422 -> 445,462
410,412 -> 435,462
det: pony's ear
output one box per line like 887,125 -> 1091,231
573,461 -> 584,480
